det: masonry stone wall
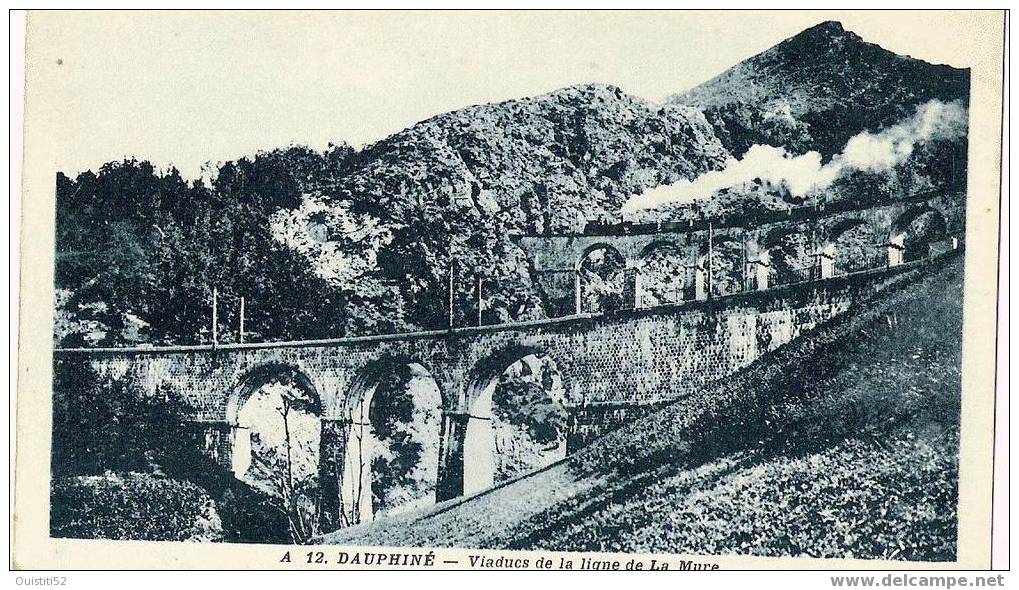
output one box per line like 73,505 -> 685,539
519,192 -> 965,315
52,252 -> 935,525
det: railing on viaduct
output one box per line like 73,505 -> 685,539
583,190 -> 948,236
515,191 -> 965,317
50,191 -> 966,533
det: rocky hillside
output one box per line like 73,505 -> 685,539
670,21 -> 971,158
54,85 -> 731,346
54,22 -> 972,345
321,83 -> 728,233
284,84 -> 730,327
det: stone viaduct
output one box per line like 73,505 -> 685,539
52,191 -> 965,532
516,191 -> 964,315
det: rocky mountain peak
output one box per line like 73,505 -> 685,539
669,20 -> 969,157
790,20 -> 851,43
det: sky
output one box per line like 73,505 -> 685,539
26,10 -> 995,178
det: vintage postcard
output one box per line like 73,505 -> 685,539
11,9 -> 1006,571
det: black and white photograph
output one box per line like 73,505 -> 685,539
10,9 -> 1006,572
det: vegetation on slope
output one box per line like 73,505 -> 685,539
331,258 -> 962,560
54,149 -> 362,346
54,85 -> 728,346
51,472 -> 223,542
54,22 -> 969,347
50,361 -> 292,543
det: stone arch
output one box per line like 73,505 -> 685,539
889,206 -> 949,264
227,363 -> 323,426
460,344 -> 568,496
227,363 -> 323,481
757,225 -> 816,288
334,355 -> 446,419
335,355 -> 444,526
576,243 -> 628,313
821,218 -> 883,276
827,218 -> 868,242
575,242 -> 626,271
697,234 -> 748,297
636,241 -> 691,307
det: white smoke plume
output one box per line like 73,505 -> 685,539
622,99 -> 968,213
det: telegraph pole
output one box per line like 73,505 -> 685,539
239,296 -> 245,344
741,231 -> 748,292
448,262 -> 455,329
211,287 -> 219,347
707,221 -> 714,299
477,276 -> 483,327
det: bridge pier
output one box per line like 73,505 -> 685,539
682,263 -> 698,300
694,261 -> 709,300
631,265 -> 647,309
318,417 -> 348,531
436,411 -> 470,502
753,257 -> 771,290
887,235 -> 906,266
622,264 -> 641,310
192,421 -> 233,470
573,270 -> 581,314
817,244 -> 837,279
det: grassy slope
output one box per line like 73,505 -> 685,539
324,258 -> 963,561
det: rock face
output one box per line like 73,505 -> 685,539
670,21 -> 971,158
51,21 -> 974,342
323,83 -> 729,234
282,84 -> 730,327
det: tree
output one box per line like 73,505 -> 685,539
53,147 -> 364,347
51,361 -> 197,477
242,381 -> 321,544
578,247 -> 627,313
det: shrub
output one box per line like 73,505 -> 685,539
51,361 -> 198,477
503,258 -> 961,560
494,377 -> 567,445
214,484 -> 291,544
50,472 -> 223,542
